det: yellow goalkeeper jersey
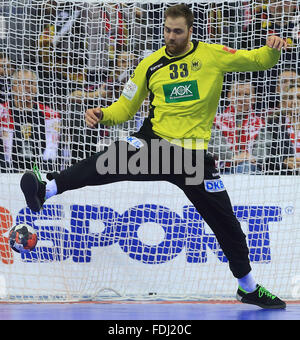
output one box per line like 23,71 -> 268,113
101,41 -> 280,149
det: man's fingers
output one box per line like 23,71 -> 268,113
86,117 -> 97,128
86,116 -> 97,128
267,35 -> 275,47
85,108 -> 102,128
268,36 -> 278,49
275,39 -> 285,50
267,35 -> 287,51
93,108 -> 103,121
282,39 -> 288,49
274,39 -> 280,50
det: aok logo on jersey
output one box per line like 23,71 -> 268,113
163,80 -> 200,103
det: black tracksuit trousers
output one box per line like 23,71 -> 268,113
47,130 -> 251,279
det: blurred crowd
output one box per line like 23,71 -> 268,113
0,0 -> 299,175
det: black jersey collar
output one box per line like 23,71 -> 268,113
164,40 -> 199,60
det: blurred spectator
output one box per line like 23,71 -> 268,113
70,76 -> 107,108
70,52 -> 136,109
0,69 -> 61,172
0,52 -> 15,104
277,69 -> 298,94
209,81 -> 264,174
264,68 -> 298,117
70,51 -> 143,153
110,52 -> 145,134
281,83 -> 300,172
241,1 -> 298,57
37,1 -> 146,161
252,83 -> 300,175
206,1 -> 239,46
37,0 -> 85,110
266,68 -> 297,118
109,52 -> 136,100
36,1 -> 145,161
239,1 -> 299,111
275,68 -> 297,109
69,69 -> 109,157
103,3 -> 144,56
37,1 -> 88,165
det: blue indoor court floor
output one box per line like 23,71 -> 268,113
0,301 -> 300,320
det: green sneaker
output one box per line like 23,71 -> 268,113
236,284 -> 286,309
20,166 -> 46,213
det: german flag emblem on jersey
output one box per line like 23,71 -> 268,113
222,46 -> 237,54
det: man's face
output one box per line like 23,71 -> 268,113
164,16 -> 192,56
269,0 -> 296,16
229,83 -> 254,114
287,86 -> 300,112
0,58 -> 12,78
277,71 -> 297,93
12,71 -> 38,109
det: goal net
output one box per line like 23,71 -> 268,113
0,0 -> 299,302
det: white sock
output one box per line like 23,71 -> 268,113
45,179 -> 57,200
238,272 -> 257,293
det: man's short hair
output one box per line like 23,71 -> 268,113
11,68 -> 37,87
164,4 -> 194,29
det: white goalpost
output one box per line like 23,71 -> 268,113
0,0 -> 300,302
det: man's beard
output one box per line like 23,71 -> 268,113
165,36 -> 190,56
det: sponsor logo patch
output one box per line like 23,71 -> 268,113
204,179 -> 225,192
163,80 -> 200,103
125,136 -> 144,149
122,79 -> 138,101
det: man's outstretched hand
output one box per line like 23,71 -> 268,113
266,35 -> 287,51
85,107 -> 103,128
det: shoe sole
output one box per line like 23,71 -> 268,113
20,172 -> 42,213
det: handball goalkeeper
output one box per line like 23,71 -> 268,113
21,4 -> 287,309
